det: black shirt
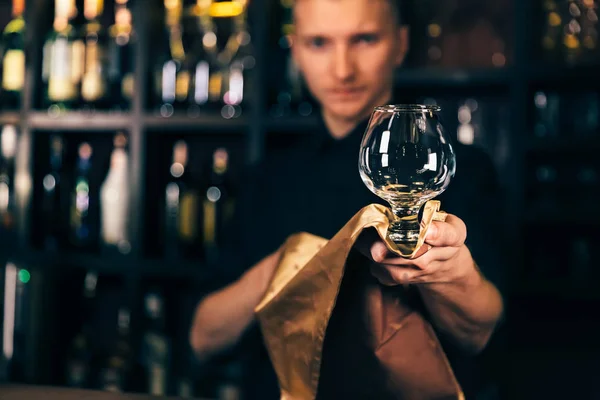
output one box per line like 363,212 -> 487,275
223,113 -> 506,399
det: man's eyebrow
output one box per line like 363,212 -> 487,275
350,29 -> 384,36
297,28 -> 384,38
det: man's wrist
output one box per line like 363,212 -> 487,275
453,245 -> 484,290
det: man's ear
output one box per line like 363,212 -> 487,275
395,26 -> 410,66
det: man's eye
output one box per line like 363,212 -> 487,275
308,37 -> 326,48
356,34 -> 379,44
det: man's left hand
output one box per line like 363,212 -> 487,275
356,214 -> 480,287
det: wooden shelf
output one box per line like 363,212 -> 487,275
0,112 -> 20,125
28,111 -> 132,131
143,113 -> 249,132
23,111 -> 252,132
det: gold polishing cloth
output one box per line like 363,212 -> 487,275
255,201 -> 464,400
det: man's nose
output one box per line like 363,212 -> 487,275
332,45 -> 355,81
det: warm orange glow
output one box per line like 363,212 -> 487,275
427,23 -> 442,38
13,0 -> 25,16
564,33 -> 580,49
209,2 -> 244,17
549,12 -> 561,27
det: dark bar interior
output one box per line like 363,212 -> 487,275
0,0 -> 598,399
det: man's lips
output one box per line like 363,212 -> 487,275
328,88 -> 365,96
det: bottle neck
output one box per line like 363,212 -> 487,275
54,0 -> 73,31
84,0 -> 104,21
112,5 -> 132,42
12,0 -> 25,18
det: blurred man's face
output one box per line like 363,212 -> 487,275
292,0 -> 407,127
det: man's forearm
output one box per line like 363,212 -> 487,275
417,247 -> 504,354
189,250 -> 281,361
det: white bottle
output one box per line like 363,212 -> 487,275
100,133 -> 129,252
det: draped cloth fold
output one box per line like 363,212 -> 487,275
255,201 -> 464,400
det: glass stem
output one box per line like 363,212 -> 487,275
388,204 -> 421,244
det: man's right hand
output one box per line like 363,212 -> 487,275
189,248 -> 282,361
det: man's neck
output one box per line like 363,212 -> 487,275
322,113 -> 364,140
322,91 -> 393,140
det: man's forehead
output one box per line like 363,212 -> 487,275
293,0 -> 394,34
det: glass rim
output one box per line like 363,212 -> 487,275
373,104 -> 441,113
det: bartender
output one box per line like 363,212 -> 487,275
190,0 -> 505,398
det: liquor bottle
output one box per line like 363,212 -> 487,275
188,48 -> 210,115
80,0 -> 109,109
180,0 -> 208,115
42,0 -> 83,111
141,291 -> 170,396
65,334 -> 91,387
177,376 -> 194,398
425,19 -> 443,66
540,0 -> 562,63
1,0 -> 26,110
156,0 -> 190,117
220,34 -> 254,119
100,307 -> 131,392
107,0 -> 134,110
41,135 -> 66,251
217,361 -> 243,400
270,0 -> 312,117
569,238 -> 592,289
562,1 -> 582,66
203,148 -> 234,264
65,271 -> 98,388
580,1 -> 599,64
533,91 -> 560,138
69,142 -> 98,251
100,132 -> 129,254
0,124 -> 18,238
186,21 -> 210,116
164,140 -> 200,260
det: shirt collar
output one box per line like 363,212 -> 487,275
310,96 -> 395,151
309,115 -> 368,151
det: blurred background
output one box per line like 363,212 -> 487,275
0,0 -> 598,399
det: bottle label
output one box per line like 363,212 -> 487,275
67,361 -> 88,387
71,40 -> 85,83
121,72 -> 134,100
178,379 -> 193,398
219,384 -> 241,400
161,60 -> 176,102
209,70 -> 222,102
203,199 -> 216,246
227,64 -> 244,105
150,363 -> 166,396
82,43 -> 106,101
176,70 -> 190,102
178,191 -> 198,241
100,175 -> 128,245
48,38 -> 76,101
194,61 -> 209,105
2,49 -> 25,91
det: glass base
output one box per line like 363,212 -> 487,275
388,229 -> 420,244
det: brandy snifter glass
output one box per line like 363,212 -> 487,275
358,104 -> 456,249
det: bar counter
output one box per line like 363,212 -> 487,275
0,384 -> 209,399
